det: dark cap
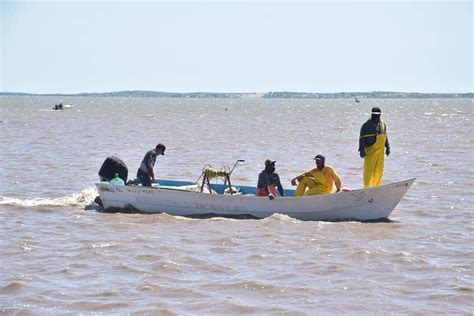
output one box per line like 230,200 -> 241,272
265,159 -> 276,166
371,107 -> 381,115
313,154 -> 325,161
155,143 -> 166,155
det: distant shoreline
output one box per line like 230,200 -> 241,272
1,90 -> 472,99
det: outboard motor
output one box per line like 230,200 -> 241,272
98,156 -> 128,182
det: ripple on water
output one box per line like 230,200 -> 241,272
0,281 -> 25,294
65,300 -> 131,313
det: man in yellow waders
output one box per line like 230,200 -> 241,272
291,154 -> 342,196
359,107 -> 390,188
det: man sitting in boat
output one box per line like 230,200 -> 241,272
256,159 -> 285,200
136,143 -> 166,186
291,154 -> 342,196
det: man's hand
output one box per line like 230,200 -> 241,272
359,149 -> 366,158
291,178 -> 297,186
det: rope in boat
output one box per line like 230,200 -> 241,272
203,165 -> 230,179
195,165 -> 230,184
194,160 -> 244,195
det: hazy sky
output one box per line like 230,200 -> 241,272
1,1 -> 472,94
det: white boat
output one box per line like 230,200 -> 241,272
95,178 -> 415,221
52,104 -> 73,110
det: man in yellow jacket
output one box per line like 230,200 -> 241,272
291,154 -> 342,196
359,107 -> 390,187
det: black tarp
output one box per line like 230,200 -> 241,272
98,156 -> 128,182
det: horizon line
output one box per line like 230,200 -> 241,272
1,89 -> 473,95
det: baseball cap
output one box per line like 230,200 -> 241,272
313,154 -> 325,161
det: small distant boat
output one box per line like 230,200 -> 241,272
52,103 -> 72,110
95,178 -> 415,221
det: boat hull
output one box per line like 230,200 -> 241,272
95,178 -> 415,221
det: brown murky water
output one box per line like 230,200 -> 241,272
1,96 -> 472,314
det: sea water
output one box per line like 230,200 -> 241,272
0,96 -> 472,314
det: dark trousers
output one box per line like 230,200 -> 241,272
137,169 -> 152,187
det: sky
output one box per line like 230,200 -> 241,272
0,0 -> 472,94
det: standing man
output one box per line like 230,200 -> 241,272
359,107 -> 390,188
291,154 -> 342,196
256,159 -> 285,200
137,143 -> 166,186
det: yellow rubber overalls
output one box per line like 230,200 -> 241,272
363,123 -> 387,188
295,166 -> 340,196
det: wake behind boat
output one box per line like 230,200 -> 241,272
95,178 -> 415,221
